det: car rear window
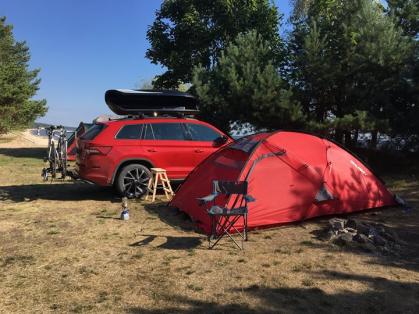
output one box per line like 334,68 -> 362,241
144,123 -> 186,140
81,124 -> 104,140
116,124 -> 143,139
185,123 -> 221,141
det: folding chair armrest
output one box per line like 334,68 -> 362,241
244,194 -> 256,202
197,193 -> 218,205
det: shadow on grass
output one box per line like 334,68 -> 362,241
127,271 -> 419,313
129,234 -> 202,250
141,203 -> 256,251
0,147 -> 45,159
142,202 -> 201,233
96,215 -> 121,220
0,183 -> 119,202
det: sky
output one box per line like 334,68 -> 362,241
0,0 -> 292,126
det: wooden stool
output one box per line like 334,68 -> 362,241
145,168 -> 174,202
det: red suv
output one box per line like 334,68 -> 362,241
75,90 -> 231,197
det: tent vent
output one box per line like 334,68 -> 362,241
315,184 -> 334,202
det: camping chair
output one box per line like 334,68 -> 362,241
197,181 -> 255,250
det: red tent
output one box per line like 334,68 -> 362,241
170,131 -> 396,234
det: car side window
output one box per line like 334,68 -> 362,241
147,123 -> 187,140
143,124 -> 155,140
116,124 -> 143,139
185,123 -> 221,141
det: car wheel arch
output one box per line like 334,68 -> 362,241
111,158 -> 154,185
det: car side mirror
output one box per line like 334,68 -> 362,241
214,135 -> 228,146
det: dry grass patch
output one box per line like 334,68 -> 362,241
1,139 -> 419,313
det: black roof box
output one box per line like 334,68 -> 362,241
104,89 -> 199,116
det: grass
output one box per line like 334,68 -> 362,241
1,139 -> 419,313
1,255 -> 35,267
187,284 -> 204,292
301,278 -> 315,287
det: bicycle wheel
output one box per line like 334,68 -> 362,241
42,145 -> 51,181
41,167 -> 48,181
60,138 -> 67,178
50,141 -> 57,178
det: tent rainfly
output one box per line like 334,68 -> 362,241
170,131 -> 397,234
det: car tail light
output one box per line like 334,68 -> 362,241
85,145 -> 112,155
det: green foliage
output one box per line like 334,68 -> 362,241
386,0 -> 419,142
146,0 -> 282,89
291,0 -> 314,20
387,0 -> 419,37
288,0 -> 414,144
0,17 -> 47,134
147,0 -> 418,146
193,31 -> 305,133
136,78 -> 189,92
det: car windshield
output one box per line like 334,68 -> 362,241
185,123 -> 221,141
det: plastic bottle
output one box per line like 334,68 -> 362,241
120,197 -> 129,220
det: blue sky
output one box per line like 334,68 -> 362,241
0,0 -> 292,126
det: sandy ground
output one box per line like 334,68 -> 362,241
0,130 -> 419,313
0,129 -> 47,148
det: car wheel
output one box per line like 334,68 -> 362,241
116,164 -> 151,198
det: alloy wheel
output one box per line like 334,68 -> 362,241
123,167 -> 150,197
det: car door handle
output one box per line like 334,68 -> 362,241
147,149 -> 157,152
195,149 -> 204,153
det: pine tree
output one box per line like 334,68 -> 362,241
386,0 -> 419,146
0,17 -> 47,134
193,31 -> 305,133
387,0 -> 419,37
288,0 -> 413,146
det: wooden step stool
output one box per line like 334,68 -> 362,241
145,168 -> 174,202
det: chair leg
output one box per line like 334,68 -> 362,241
209,216 -> 223,249
244,213 -> 248,241
227,214 -> 247,241
220,220 -> 243,250
209,216 -> 216,249
209,216 -> 243,250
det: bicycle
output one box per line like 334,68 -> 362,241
41,125 -> 68,181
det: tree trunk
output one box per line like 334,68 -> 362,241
335,129 -> 344,144
343,131 -> 352,147
370,130 -> 378,149
353,129 -> 359,148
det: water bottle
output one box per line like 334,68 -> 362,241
120,209 -> 129,220
120,197 -> 129,220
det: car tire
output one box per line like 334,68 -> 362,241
115,164 -> 151,198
